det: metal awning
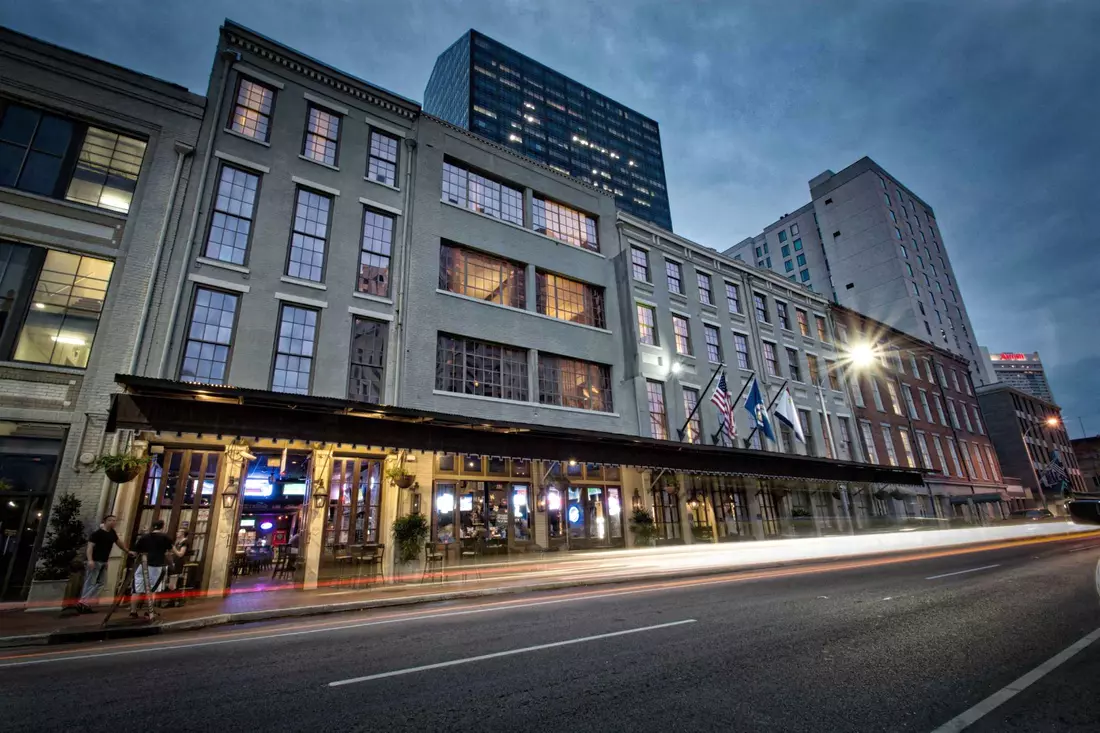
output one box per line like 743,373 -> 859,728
108,375 -> 926,486
949,493 -> 1005,505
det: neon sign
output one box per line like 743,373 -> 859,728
997,353 -> 1027,361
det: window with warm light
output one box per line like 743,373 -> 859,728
228,78 -> 275,142
646,380 -> 668,439
683,388 -> 701,444
536,271 -> 605,328
636,303 -> 658,345
439,243 -> 525,309
538,354 -> 613,412
672,314 -> 692,356
436,333 -> 528,401
532,196 -> 598,251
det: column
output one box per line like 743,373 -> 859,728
676,473 -> 693,544
746,485 -> 765,540
205,442 -> 250,596
107,439 -> 150,600
300,444 -> 334,590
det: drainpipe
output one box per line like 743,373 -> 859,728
390,130 -> 418,401
130,141 -> 194,375
155,49 -> 239,377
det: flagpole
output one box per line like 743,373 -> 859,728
677,362 -> 725,442
711,372 -> 753,446
745,379 -> 788,449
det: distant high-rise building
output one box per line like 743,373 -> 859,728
979,348 -> 1055,403
424,30 -> 672,229
725,157 -> 984,384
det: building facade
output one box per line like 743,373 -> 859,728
1070,436 -> 1100,492
0,27 -> 204,600
727,203 -> 828,293
978,348 -> 1056,403
424,30 -> 672,230
976,384 -> 1085,505
831,306 -> 1026,519
726,157 -> 985,386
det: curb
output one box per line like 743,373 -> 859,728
3,527 -> 1097,649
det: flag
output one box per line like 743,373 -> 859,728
710,372 -> 736,444
773,386 -> 805,443
743,376 -> 775,442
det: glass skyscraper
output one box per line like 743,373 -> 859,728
425,30 -> 672,230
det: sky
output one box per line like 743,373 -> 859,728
3,0 -> 1098,436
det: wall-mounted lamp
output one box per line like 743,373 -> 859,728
312,478 -> 328,510
632,488 -> 642,512
222,476 -> 239,509
537,489 -> 548,513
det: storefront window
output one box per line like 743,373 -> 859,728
512,484 -> 531,540
487,456 -> 508,475
462,454 -> 484,474
437,453 -> 456,472
512,459 -> 530,477
434,482 -> 456,542
652,488 -> 681,542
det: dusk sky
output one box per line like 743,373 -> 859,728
3,0 -> 1097,436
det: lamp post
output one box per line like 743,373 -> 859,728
1022,416 -> 1060,509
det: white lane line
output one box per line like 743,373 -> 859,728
925,564 -> 1001,581
930,626 -> 1100,732
328,619 -> 697,687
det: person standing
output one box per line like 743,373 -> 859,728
130,520 -> 183,620
77,514 -> 132,614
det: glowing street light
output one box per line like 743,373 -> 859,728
846,342 -> 878,369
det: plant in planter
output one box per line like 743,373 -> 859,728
629,508 -> 658,547
791,507 -> 813,519
92,452 -> 152,483
34,493 -> 86,582
890,489 -> 907,501
0,477 -> 13,492
392,512 -> 430,565
385,464 -> 415,489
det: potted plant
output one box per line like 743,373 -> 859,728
629,508 -> 657,547
93,452 -> 152,484
29,493 -> 86,611
0,477 -> 12,492
386,464 -> 415,489
392,512 -> 430,568
873,488 -> 891,500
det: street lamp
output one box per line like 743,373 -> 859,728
1023,416 -> 1060,509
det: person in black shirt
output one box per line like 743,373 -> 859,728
130,520 -> 183,619
78,514 -> 132,614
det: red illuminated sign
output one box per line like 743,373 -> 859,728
997,353 -> 1027,361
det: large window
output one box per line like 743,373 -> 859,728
860,421 -> 880,464
359,209 -> 395,297
181,287 -> 238,384
797,309 -> 810,337
672,314 -> 692,355
228,78 -> 275,142
880,425 -> 899,466
733,333 -> 751,370
786,348 -> 802,381
762,342 -> 779,377
4,247 -> 113,369
436,333 -> 528,401
815,315 -> 829,342
886,381 -> 903,416
646,380 -> 668,439
697,272 -> 713,305
636,303 -> 657,345
837,417 -> 854,460
725,282 -> 741,314
704,324 -> 722,363
806,353 -> 821,386
665,260 -> 683,294
272,305 -> 318,394
538,354 -> 612,412
441,162 -> 524,226
532,197 -> 598,251
348,317 -> 387,403
631,247 -> 649,282
916,432 -> 934,470
536,271 -> 605,328
776,300 -> 790,330
1,102 -> 146,213
903,386 -> 919,419
204,165 -> 259,265
683,388 -> 701,444
439,243 -> 525,308
302,105 -> 340,166
897,428 -> 917,468
754,293 -> 769,323
285,190 -> 331,284
367,130 -> 399,187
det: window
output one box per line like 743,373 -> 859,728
302,105 -> 340,166
837,416 -> 853,460
950,369 -> 962,393
778,230 -> 788,243
537,271 -> 605,328
919,390 -> 934,422
725,282 -> 741,314
348,317 -> 387,403
784,260 -> 794,273
436,333 -> 529,401
946,437 -> 964,477
359,209 -> 395,296
9,249 -> 112,368
754,293 -> 768,323
646,380 -> 668,439
826,361 -> 841,391
762,342 -> 779,377
958,439 -> 976,478
800,270 -> 811,283
793,238 -> 803,251
631,247 -> 649,281
971,443 -> 989,481
704,324 -> 722,363
181,287 -> 238,384
666,260 -> 683,293
776,301 -> 791,330
538,354 -> 613,412
794,309 -> 809,337
884,192 -> 891,206
272,305 -> 318,394
935,363 -> 948,387
946,398 -> 961,429
64,127 -> 147,213
906,263 -> 914,278
367,130 -> 399,186
439,243 -> 525,308
984,445 -> 999,480
287,188 -> 331,282
636,303 -> 658,345
894,227 -> 903,240
897,428 -> 917,468
961,403 -> 974,432
786,348 -> 802,381
442,162 -> 523,225
734,333 -> 751,370
204,165 -> 259,265
880,425 -> 899,466
903,386 -> 919,419
910,354 -> 921,377
972,406 -> 985,434
800,410 -> 817,457
924,359 -> 936,383
815,316 -> 828,342
934,394 -> 948,426
672,314 -> 692,355
890,210 -> 897,223
911,282 -> 920,296
791,223 -> 799,236
229,77 -> 275,142
0,105 -> 75,196
683,388 -> 701,444
886,381 -> 903,416
796,254 -> 806,267
804,353 -> 822,386
933,435 -> 948,474
781,245 -> 791,258
697,272 -> 713,305
900,244 -> 909,259
915,433 -> 934,469
870,377 -> 885,411
533,197 -> 598,251
860,421 -> 880,464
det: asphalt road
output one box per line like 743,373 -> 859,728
2,534 -> 1098,732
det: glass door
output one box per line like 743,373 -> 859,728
0,495 -> 47,601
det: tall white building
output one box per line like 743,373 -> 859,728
726,157 -> 985,386
978,348 -> 1055,403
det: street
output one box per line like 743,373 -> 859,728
2,534 -> 1098,732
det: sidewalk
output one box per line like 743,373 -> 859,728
3,521 -> 1095,648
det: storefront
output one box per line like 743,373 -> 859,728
0,431 -> 65,601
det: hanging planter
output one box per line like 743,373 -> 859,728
890,489 -> 906,501
831,489 -> 843,500
873,488 -> 891,500
93,453 -> 152,484
386,465 -> 415,489
772,488 -> 789,500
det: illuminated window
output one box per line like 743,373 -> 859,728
797,309 -> 811,337
539,354 -> 613,412
815,315 -> 828,342
532,197 -> 598,251
287,188 -> 330,282
367,130 -> 399,186
302,106 -> 340,166
436,333 -> 528,401
683,388 -> 701,444
439,243 -> 525,308
358,209 -> 394,296
826,361 -> 841,391
762,342 -> 779,377
65,127 -> 146,213
228,78 -> 275,142
672,314 -> 692,355
807,353 -> 821,386
636,303 -> 657,345
441,162 -> 523,225
204,165 -> 259,265
536,271 -> 605,328
897,428 -> 917,468
646,380 -> 668,439
704,324 -> 722,363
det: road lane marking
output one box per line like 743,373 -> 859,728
930,626 -> 1100,732
328,619 -> 697,687
925,564 -> 1000,580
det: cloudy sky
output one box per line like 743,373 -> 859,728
4,0 -> 1098,436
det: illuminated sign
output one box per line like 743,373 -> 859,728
259,521 -> 274,531
243,477 -> 274,498
996,353 -> 1027,361
567,505 -> 581,524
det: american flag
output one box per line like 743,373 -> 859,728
711,372 -> 736,444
